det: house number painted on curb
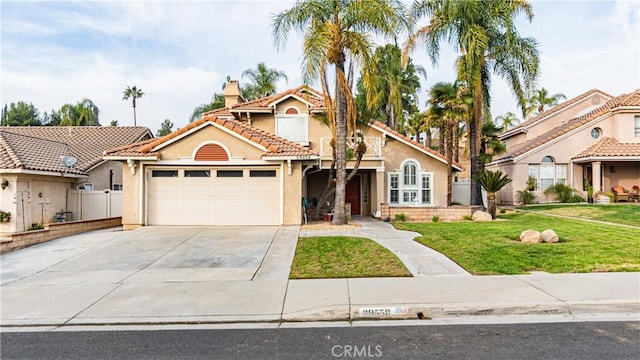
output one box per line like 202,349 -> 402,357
359,306 -> 409,316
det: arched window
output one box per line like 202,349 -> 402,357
285,107 -> 299,115
389,160 -> 433,206
403,161 -> 417,186
541,156 -> 555,163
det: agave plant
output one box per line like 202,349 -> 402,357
474,170 -> 512,219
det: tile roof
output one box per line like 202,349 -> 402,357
204,85 -> 326,117
106,116 -> 317,159
496,89 -> 640,161
0,126 -> 153,174
502,89 -> 613,137
372,121 -> 465,170
573,137 -> 640,159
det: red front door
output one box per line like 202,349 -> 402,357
345,176 -> 361,215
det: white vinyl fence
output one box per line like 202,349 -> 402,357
67,190 -> 122,221
452,180 -> 487,207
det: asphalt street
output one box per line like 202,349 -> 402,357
2,321 -> 639,360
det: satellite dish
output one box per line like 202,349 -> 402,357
61,156 -> 77,168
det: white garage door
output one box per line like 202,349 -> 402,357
147,168 -> 280,225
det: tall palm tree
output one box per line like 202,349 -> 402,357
495,111 -> 520,132
524,87 -> 566,118
357,44 -> 426,131
242,63 -> 288,100
60,98 -> 100,126
480,119 -> 507,164
122,85 -> 144,126
404,0 -> 540,206
474,169 -> 512,219
273,0 -> 405,225
428,82 -> 469,206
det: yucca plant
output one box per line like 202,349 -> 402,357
474,170 -> 513,219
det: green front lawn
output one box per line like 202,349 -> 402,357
290,236 -> 412,279
518,204 -> 640,227
396,212 -> 640,275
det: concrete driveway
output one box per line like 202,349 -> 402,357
1,225 -> 299,325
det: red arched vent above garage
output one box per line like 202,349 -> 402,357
285,107 -> 299,114
195,143 -> 229,161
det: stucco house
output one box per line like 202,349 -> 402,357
488,89 -> 640,204
0,126 -> 153,233
104,82 -> 464,229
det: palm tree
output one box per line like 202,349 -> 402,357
524,87 -> 566,118
357,44 -> 426,131
428,82 -> 469,206
242,63 -> 288,100
480,119 -> 507,164
190,93 -> 225,122
495,112 -> 520,132
404,0 -> 540,206
60,98 -> 100,126
272,0 -> 405,225
474,169 -> 512,219
122,85 -> 144,126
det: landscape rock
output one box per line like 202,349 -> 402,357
520,230 -> 542,243
541,229 -> 559,243
472,211 -> 492,222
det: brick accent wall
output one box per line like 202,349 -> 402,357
0,217 -> 122,254
379,204 -> 482,222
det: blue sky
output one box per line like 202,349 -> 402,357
1,0 -> 638,134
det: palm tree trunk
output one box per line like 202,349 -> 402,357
453,122 -> 460,162
332,59 -> 348,225
470,82 -> 483,206
446,118 -> 454,206
133,98 -> 137,127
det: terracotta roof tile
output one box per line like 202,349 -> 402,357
573,137 -> 640,159
507,89 -> 614,134
0,126 -> 153,174
496,89 -> 640,161
372,121 -> 465,170
114,116 -> 317,159
203,85 -> 325,117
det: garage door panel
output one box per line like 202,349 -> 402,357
148,167 -> 280,225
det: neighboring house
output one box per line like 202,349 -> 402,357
488,89 -> 640,204
104,81 -> 464,228
0,126 -> 153,233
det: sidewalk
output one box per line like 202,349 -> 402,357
1,222 -> 639,329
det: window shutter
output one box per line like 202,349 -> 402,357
195,144 -> 229,161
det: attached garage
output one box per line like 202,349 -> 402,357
147,167 -> 280,225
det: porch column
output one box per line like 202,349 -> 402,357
373,169 -> 385,217
592,161 -> 602,192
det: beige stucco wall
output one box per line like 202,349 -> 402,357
0,173 -> 76,234
522,93 -> 609,142
159,125 -> 266,161
85,161 -> 123,191
282,161 -> 302,225
381,137 -> 450,207
120,161 -> 141,229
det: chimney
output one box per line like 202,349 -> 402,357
223,80 -> 244,107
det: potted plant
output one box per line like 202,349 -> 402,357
584,178 -> 593,203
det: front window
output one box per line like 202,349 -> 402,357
388,160 -> 433,205
635,116 -> 640,137
529,157 -> 566,190
276,114 -> 308,144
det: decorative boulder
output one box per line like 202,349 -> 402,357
541,229 -> 559,243
520,230 -> 542,243
472,211 -> 492,222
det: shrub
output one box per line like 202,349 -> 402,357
544,183 -> 581,203
517,190 -> 536,205
28,223 -> 44,231
451,201 -> 462,205
432,216 -> 439,223
0,210 -> 11,222
568,195 -> 586,203
500,208 -> 506,214
462,215 -> 473,221
395,213 -> 407,222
